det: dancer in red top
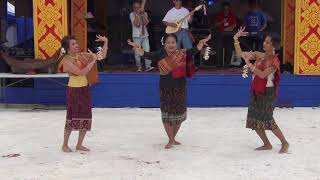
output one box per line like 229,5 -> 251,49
233,27 -> 289,154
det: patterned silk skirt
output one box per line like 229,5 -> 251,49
160,85 -> 187,126
246,87 -> 279,131
65,86 -> 92,131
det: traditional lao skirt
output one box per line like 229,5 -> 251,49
160,85 -> 187,126
65,86 -> 92,131
246,87 -> 278,131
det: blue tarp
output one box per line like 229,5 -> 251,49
6,15 -> 34,45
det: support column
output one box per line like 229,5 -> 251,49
283,0 -> 295,65
71,0 -> 87,51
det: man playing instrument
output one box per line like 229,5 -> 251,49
163,0 -> 194,49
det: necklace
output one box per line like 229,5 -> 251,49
66,54 -> 78,59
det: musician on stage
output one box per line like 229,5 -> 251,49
163,0 -> 194,49
130,0 -> 154,72
213,2 -> 237,68
128,34 -> 211,149
59,35 -> 108,153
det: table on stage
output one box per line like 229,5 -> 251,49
0,73 -> 68,105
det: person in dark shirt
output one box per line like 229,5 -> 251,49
128,33 -> 211,149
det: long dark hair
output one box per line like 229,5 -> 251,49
61,35 -> 76,54
54,36 -> 77,72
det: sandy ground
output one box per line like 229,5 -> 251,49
0,107 -> 319,180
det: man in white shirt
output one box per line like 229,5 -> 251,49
130,1 -> 154,72
163,0 -> 193,49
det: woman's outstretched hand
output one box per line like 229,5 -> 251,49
197,34 -> 211,50
128,39 -> 144,56
95,35 -> 108,44
233,26 -> 248,40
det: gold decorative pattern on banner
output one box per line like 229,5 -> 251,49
294,0 -> 320,75
33,0 -> 68,59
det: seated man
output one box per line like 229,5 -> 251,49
243,1 -> 267,51
213,2 -> 236,68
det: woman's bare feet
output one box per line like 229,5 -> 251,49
62,146 -> 73,153
255,144 -> 273,151
174,140 -> 181,145
165,142 -> 174,149
279,142 -> 289,154
76,145 -> 90,151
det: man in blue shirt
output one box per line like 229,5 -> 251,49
244,1 -> 267,51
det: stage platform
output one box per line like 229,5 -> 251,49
1,71 -> 320,107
